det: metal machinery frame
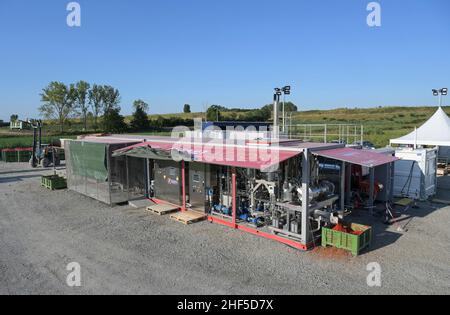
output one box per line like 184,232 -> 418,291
206,148 -> 341,250
13,119 -> 43,168
134,148 -> 341,250
107,135 -> 397,251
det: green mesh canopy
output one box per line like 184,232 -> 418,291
69,141 -> 108,181
112,145 -> 174,160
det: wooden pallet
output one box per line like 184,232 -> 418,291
146,204 -> 180,216
170,210 -> 206,225
129,199 -> 154,210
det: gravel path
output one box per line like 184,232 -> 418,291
0,163 -> 449,295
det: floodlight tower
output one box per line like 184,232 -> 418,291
273,86 -> 292,135
273,88 -> 283,136
432,88 -> 448,107
281,86 -> 291,133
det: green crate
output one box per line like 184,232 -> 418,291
2,150 -> 18,163
17,150 -> 32,162
321,223 -> 372,256
41,175 -> 67,190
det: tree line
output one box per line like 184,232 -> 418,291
38,81 -> 128,132
206,102 -> 298,122
33,81 -> 297,134
36,81 -> 196,133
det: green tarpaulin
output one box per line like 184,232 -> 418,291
112,145 -> 174,161
69,141 -> 108,181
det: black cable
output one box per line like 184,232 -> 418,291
401,161 -> 416,196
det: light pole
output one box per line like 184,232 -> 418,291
433,88 -> 448,107
281,86 -> 291,133
273,88 -> 282,136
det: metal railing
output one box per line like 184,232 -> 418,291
286,123 -> 364,144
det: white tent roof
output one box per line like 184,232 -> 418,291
390,107 -> 450,147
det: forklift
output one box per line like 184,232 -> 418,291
28,120 -> 60,168
29,120 -> 61,168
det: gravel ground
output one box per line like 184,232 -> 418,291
0,162 -> 449,295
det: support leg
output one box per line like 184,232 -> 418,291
341,162 -> 346,211
346,163 -> 352,206
232,168 -> 237,227
369,167 -> 375,214
181,160 -> 186,211
144,158 -> 150,198
301,149 -> 310,245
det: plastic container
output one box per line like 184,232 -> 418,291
321,223 -> 372,256
16,148 -> 33,162
2,149 -> 18,163
41,175 -> 67,190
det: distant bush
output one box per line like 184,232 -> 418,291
150,116 -> 195,129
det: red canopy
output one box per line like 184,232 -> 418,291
314,147 -> 398,168
114,140 -> 303,170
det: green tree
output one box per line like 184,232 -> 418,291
88,84 -> 104,130
183,104 -> 191,113
74,80 -> 91,130
10,114 -> 18,122
102,85 -> 121,113
131,100 -> 150,131
206,105 -> 222,121
262,102 -> 298,114
103,108 -> 127,133
133,99 -> 149,112
39,82 -> 76,132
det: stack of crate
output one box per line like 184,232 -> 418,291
0,148 -> 33,163
16,148 -> 33,162
1,149 -> 18,162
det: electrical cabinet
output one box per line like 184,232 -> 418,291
154,160 -> 182,205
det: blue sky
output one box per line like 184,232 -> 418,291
0,0 -> 449,121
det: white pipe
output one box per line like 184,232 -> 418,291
414,127 -> 418,149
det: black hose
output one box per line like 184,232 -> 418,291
401,161 -> 416,196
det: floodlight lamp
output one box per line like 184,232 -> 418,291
441,88 -> 448,96
274,88 -> 282,96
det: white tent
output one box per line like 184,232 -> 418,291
390,107 -> 450,147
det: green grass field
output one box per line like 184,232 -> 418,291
2,106 -> 447,149
0,135 -> 77,149
290,106 -> 447,147
149,106 -> 448,147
